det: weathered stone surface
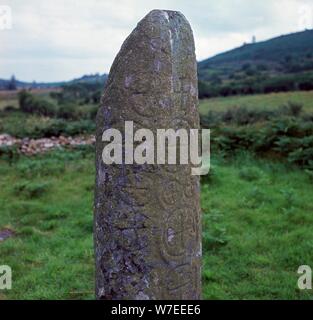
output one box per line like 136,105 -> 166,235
95,9 -> 201,300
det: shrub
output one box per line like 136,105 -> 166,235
13,181 -> 50,198
203,210 -> 228,249
0,145 -> 19,164
22,119 -> 95,138
18,90 -> 57,116
278,102 -> 303,117
244,187 -> 267,209
221,107 -> 273,125
16,159 -> 65,177
57,103 -> 81,120
209,117 -> 313,170
239,167 -> 262,181
87,105 -> 99,120
3,105 -> 16,112
201,165 -> 219,185
91,90 -> 102,104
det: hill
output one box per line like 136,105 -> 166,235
68,73 -> 108,85
0,73 -> 108,90
2,30 -> 313,97
198,29 -> 313,98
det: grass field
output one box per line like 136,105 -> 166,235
0,89 -> 59,110
202,154 -> 313,299
0,149 -> 312,299
199,90 -> 313,115
0,91 -> 19,110
0,88 -> 312,299
2,89 -> 313,114
0,149 -> 95,299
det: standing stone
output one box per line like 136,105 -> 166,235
95,9 -> 201,300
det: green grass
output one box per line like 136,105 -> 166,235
199,90 -> 313,115
202,153 -> 313,300
0,110 -> 51,137
0,110 -> 95,138
0,149 -> 312,299
0,150 -> 95,299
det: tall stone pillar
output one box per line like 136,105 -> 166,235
95,9 -> 201,300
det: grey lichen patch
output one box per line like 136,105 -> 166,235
167,228 -> 175,243
135,291 -> 150,300
95,9 -> 201,300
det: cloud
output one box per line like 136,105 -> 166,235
0,0 -> 311,81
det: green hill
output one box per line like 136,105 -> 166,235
198,30 -> 313,98
0,74 -> 108,90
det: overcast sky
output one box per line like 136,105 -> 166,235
1,0 -> 312,82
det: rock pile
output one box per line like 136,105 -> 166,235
0,134 -> 95,155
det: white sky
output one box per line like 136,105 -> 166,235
0,0 -> 312,82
